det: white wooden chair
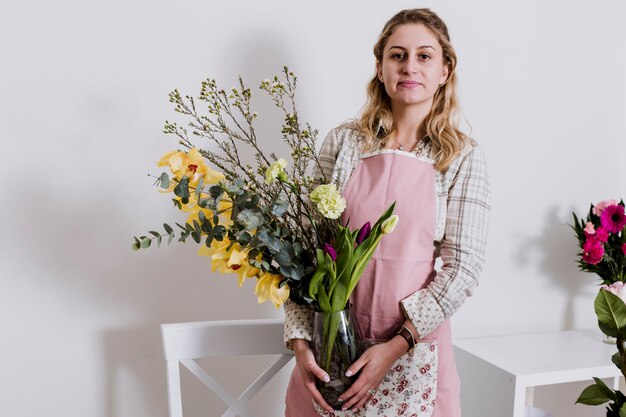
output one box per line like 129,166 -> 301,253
161,319 -> 295,417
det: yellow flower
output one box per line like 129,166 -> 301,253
198,238 -> 234,274
309,184 -> 346,219
233,261 -> 260,288
158,148 -> 224,186
228,246 -> 248,268
157,148 -> 231,218
255,273 -> 290,309
198,239 -> 259,287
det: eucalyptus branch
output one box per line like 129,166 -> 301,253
141,68 -> 343,294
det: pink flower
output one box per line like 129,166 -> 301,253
595,227 -> 610,243
594,200 -> 619,216
600,204 -> 626,234
584,222 -> 596,235
622,243 -> 626,256
601,282 -> 626,303
582,239 -> 604,265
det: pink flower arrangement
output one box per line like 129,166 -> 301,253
572,199 -> 626,284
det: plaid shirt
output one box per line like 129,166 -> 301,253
284,122 -> 491,348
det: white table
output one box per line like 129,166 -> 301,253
453,329 -> 623,417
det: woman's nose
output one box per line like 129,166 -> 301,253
402,57 -> 418,74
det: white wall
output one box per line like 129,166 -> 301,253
1,0 -> 625,416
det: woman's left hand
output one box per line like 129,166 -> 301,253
337,337 -> 407,411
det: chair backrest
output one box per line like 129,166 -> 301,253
161,319 -> 295,417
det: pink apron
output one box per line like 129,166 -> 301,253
285,151 -> 461,417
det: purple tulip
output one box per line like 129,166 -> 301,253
322,243 -> 337,261
356,222 -> 372,245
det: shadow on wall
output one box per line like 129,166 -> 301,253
514,205 -> 597,329
0,31 -> 297,417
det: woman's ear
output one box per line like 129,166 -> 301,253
376,62 -> 383,83
439,63 -> 449,85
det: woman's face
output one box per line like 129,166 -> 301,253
377,23 -> 449,111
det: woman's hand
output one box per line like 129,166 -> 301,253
337,336 -> 408,411
292,339 -> 334,413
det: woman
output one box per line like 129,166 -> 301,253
284,8 -> 491,417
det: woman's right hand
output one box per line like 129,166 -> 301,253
292,339 -> 334,412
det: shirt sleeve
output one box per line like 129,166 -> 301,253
283,127 -> 342,349
400,143 -> 491,338
311,127 -> 341,186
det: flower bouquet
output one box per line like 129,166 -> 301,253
132,67 -> 397,406
571,199 -> 626,284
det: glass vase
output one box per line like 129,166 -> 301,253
312,306 -> 366,410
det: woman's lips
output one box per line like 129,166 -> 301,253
398,81 -> 422,88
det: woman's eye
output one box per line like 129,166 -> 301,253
418,54 -> 431,60
391,53 -> 405,60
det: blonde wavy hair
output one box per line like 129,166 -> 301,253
359,8 -> 467,171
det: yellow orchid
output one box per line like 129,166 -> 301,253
255,273 -> 290,309
157,148 -> 224,186
156,148 -> 232,219
233,261 -> 260,287
198,238 -> 234,274
198,238 -> 260,287
227,246 -> 262,286
227,246 -> 248,268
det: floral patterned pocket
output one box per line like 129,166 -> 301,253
313,340 -> 438,417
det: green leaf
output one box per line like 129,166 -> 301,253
195,178 -> 204,198
309,250 -> 328,300
140,237 -> 151,249
156,234 -> 162,247
237,231 -> 251,245
592,377 -> 616,401
149,231 -> 160,237
159,172 -> 170,189
174,176 -> 190,199
209,185 -> 223,198
266,236 -> 283,254
163,223 -> 174,234
290,263 -> 305,280
131,242 -> 140,251
213,225 -> 226,241
620,402 -> 626,417
237,209 -> 264,230
271,193 -> 289,216
172,198 -> 182,209
167,233 -> 174,245
576,382 -> 613,405
225,178 -> 245,195
612,352 -> 623,370
595,290 -> 626,338
279,264 -> 293,277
